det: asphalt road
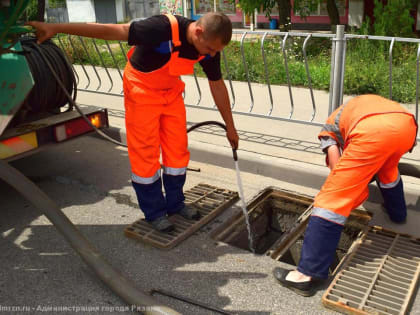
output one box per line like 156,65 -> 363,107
1,134 -> 335,315
3,132 -> 420,315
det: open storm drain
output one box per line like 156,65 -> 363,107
124,183 -> 238,249
323,227 -> 420,315
211,187 -> 371,272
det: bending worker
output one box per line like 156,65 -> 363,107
28,13 -> 239,233
273,94 -> 417,296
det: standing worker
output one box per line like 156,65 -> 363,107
28,13 -> 239,233
273,94 -> 417,296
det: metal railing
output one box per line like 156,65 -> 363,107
218,30 -> 336,126
57,27 -> 420,134
344,32 -> 420,123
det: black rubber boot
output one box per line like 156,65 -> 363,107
149,216 -> 174,233
272,267 -> 316,297
378,178 -> 407,223
176,204 -> 201,220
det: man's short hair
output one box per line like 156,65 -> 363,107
196,12 -> 232,45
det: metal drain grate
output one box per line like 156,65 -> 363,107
323,226 -> 420,315
124,183 -> 238,249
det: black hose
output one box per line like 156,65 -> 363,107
17,37 -> 420,179
399,162 -> 420,179
12,38 -> 237,314
29,39 -> 127,147
187,120 -> 227,133
29,39 -> 239,161
6,38 -> 180,314
11,38 -> 75,126
0,159 -> 180,315
187,121 -> 238,161
21,37 -> 238,161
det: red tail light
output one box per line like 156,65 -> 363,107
54,113 -> 106,142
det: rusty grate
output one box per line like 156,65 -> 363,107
124,183 -> 238,249
323,226 -> 420,315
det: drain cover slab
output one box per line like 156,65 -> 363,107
124,183 -> 238,249
323,226 -> 420,315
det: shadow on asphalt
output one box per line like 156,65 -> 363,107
0,135 -> 271,315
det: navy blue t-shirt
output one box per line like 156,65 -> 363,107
128,15 -> 222,81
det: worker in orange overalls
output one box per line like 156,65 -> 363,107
273,94 -> 417,296
28,13 -> 239,233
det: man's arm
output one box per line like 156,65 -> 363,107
327,144 -> 341,171
26,21 -> 130,44
320,136 -> 341,170
208,79 -> 239,149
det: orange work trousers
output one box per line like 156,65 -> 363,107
123,45 -> 190,181
124,94 -> 189,179
314,112 -> 417,218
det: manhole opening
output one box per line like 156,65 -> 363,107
212,188 -> 371,271
225,196 -> 307,256
276,215 -> 370,270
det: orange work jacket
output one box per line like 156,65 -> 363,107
319,94 -> 417,151
123,14 -> 205,105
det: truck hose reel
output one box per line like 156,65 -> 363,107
10,37 -> 76,127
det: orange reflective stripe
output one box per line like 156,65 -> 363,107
165,14 -> 181,47
0,132 -> 38,159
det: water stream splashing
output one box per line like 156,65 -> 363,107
234,160 -> 255,253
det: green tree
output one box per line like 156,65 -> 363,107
372,0 -> 415,37
25,0 -> 39,21
277,0 -> 292,31
292,0 -> 340,29
37,0 -> 45,21
326,0 -> 339,26
24,0 -> 66,22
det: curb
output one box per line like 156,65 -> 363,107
102,126 -> 420,211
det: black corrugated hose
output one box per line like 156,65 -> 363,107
0,158 -> 180,315
21,37 -> 239,162
10,37 -> 238,315
27,38 -> 128,147
5,34 -> 420,315
12,37 -> 75,126
3,38 -> 180,314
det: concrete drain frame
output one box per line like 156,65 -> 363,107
124,183 -> 239,250
211,187 -> 371,270
323,226 -> 420,315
